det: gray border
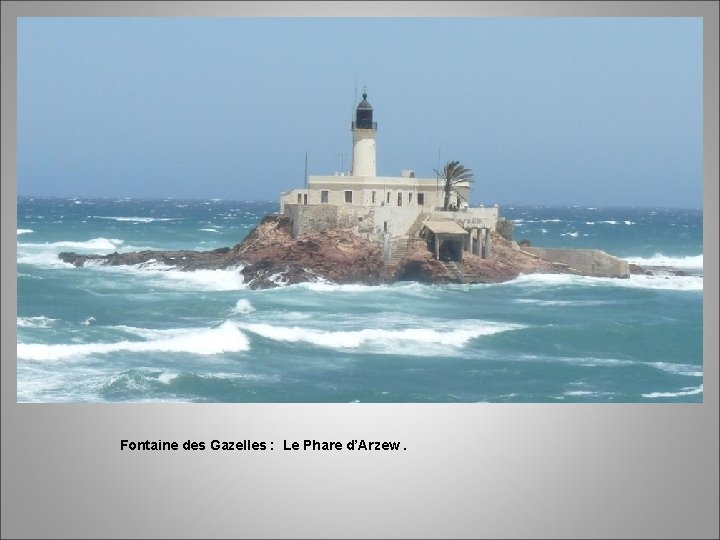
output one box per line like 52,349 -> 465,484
2,2 -> 718,538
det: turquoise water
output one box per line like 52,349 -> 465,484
16,198 -> 703,403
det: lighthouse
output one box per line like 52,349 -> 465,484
351,91 -> 377,177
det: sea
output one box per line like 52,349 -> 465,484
16,197 -> 704,403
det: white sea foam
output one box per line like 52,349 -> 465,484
514,299 -> 616,307
151,267 -> 247,291
231,299 -> 256,314
648,362 -> 703,377
624,274 -> 703,291
17,229 -> 34,235
18,237 -> 125,252
642,384 -> 703,398
16,237 -> 155,268
288,281 -> 427,294
199,228 -> 220,233
158,372 -> 179,384
17,316 -> 57,328
92,216 -> 179,222
238,320 -> 522,352
560,231 -> 579,237
17,321 -> 250,362
509,273 -> 702,291
625,253 -> 703,269
87,262 -> 247,291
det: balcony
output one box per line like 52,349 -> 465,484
351,121 -> 377,130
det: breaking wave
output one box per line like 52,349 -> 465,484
17,321 -> 249,362
642,384 -> 703,398
231,299 -> 256,314
17,316 -> 57,328
91,216 -> 180,222
625,253 -> 703,269
508,273 -> 702,291
237,320 -> 523,352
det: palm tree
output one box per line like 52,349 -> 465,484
433,160 -> 473,211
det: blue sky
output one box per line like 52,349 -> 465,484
17,17 -> 702,207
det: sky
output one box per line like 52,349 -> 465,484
17,17 -> 703,207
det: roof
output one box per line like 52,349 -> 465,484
423,220 -> 469,236
357,92 -> 373,110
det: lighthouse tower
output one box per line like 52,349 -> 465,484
351,91 -> 377,177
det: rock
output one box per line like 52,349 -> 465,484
57,213 -> 635,288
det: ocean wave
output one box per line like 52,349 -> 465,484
624,275 -> 703,291
16,237 -> 156,268
642,384 -> 703,398
284,281 -> 429,294
199,228 -> 220,233
508,273 -> 702,291
625,253 -> 703,269
17,229 -> 34,235
17,321 -> 249,362
158,372 -> 179,384
17,316 -> 57,328
91,216 -> 180,222
231,299 -> 255,314
83,261 -> 248,291
237,320 -> 523,352
513,299 -> 617,307
18,237 -> 125,252
648,361 -> 703,377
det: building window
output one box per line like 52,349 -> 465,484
387,191 -> 391,204
297,193 -> 302,204
409,192 -> 413,204
321,190 -> 329,204
303,193 -> 308,205
384,221 -> 388,233
397,192 -> 402,206
345,190 -> 353,204
418,193 -> 425,206
372,191 -> 376,204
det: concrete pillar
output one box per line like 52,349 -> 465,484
485,229 -> 492,258
469,231 -> 474,255
434,235 -> 440,260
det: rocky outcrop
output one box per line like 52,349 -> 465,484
59,215 -> 385,289
390,235 -> 571,284
521,247 -> 630,278
58,214 -> 638,289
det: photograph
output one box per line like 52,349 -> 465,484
17,16 -> 703,403
5,3 -> 718,539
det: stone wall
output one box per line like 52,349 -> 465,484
284,204 -> 359,237
284,203 -> 426,240
522,247 -> 630,278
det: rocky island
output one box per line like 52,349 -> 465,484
58,213 -> 641,289
57,91 -> 681,288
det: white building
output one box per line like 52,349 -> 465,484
280,92 -> 499,261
